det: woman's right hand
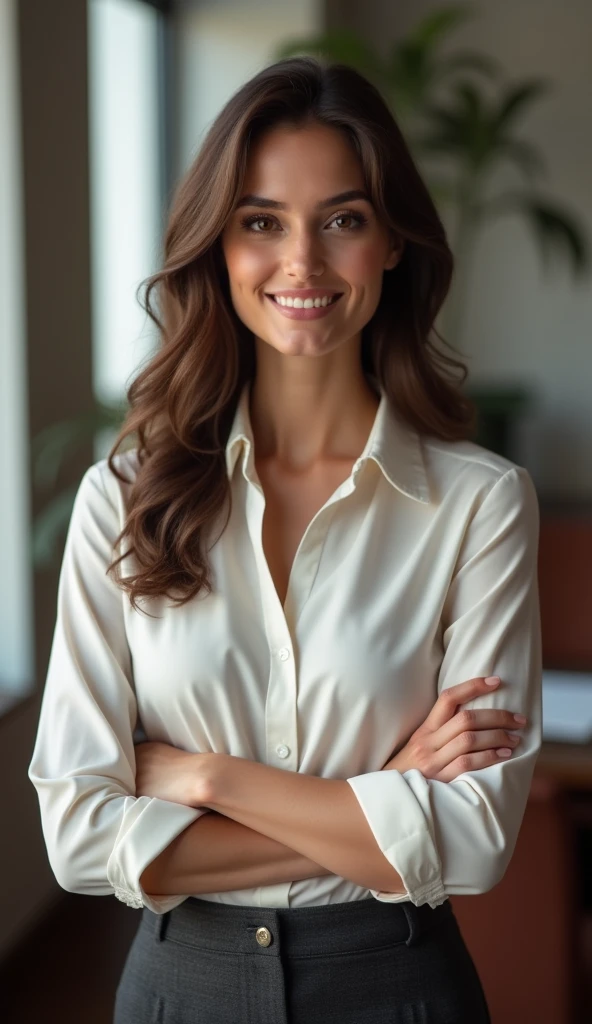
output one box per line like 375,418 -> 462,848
382,676 -> 527,783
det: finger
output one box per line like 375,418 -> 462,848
432,707 -> 526,750
433,728 -> 520,773
425,676 -> 501,732
434,747 -> 516,783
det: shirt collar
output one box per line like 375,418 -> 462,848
225,378 -> 430,504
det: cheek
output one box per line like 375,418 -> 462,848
223,240 -> 274,289
336,241 -> 388,285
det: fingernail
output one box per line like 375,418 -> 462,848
497,748 -> 512,757
514,714 -> 527,724
485,676 -> 500,686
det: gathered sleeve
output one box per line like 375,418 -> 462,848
28,463 -> 208,914
346,466 -> 543,909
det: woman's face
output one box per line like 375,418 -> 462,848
220,121 -> 402,359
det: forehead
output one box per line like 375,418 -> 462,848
242,123 -> 364,191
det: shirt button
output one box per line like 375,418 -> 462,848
276,744 -> 290,759
278,647 -> 291,661
256,926 -> 272,947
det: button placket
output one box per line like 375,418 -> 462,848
243,484 -> 299,778
266,637 -> 298,768
245,475 -> 351,785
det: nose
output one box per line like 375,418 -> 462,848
281,228 -> 325,281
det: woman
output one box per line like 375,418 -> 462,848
29,56 -> 541,1023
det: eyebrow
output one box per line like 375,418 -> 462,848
235,189 -> 372,211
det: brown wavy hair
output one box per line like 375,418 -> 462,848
104,55 -> 476,612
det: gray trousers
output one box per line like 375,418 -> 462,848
113,895 -> 491,1023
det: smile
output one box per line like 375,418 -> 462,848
265,293 -> 343,320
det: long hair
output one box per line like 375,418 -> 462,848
104,56 -> 475,610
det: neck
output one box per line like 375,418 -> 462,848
249,337 -> 380,473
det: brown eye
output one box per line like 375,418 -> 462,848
329,211 -> 368,231
241,215 -> 275,233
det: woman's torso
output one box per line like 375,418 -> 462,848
114,383 -> 520,908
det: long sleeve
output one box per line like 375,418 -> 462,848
346,466 -> 543,909
28,463 -> 208,914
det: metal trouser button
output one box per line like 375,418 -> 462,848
255,926 -> 272,947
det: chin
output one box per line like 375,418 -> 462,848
268,335 -> 336,357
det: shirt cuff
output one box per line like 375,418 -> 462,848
346,768 -> 446,909
367,882 -> 449,910
106,794 -> 210,914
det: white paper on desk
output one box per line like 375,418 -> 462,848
542,669 -> 592,742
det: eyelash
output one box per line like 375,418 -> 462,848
239,210 -> 369,234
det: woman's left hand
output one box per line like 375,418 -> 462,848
134,741 -> 211,808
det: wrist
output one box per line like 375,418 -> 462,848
196,751 -> 230,808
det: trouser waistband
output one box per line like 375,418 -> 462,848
141,895 -> 452,954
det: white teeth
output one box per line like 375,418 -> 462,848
274,294 -> 337,308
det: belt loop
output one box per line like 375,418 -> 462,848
401,901 -> 422,947
154,910 -> 170,943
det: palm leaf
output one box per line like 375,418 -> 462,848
384,32 -> 497,112
31,399 -> 128,490
411,4 -> 474,47
522,199 -> 590,276
480,192 -> 589,276
31,481 -> 80,568
434,50 -> 501,81
493,138 -> 547,181
420,86 -> 487,165
493,79 -> 551,133
31,398 -> 131,568
422,80 -> 528,174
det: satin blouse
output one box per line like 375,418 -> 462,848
28,378 -> 542,914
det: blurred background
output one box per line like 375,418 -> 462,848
1,0 -> 591,1020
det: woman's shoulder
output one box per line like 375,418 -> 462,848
420,434 -> 535,506
81,447 -> 141,515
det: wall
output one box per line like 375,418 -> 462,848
174,0 -> 323,176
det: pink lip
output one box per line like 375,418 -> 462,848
265,294 -> 343,320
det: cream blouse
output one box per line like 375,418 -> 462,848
28,378 -> 542,914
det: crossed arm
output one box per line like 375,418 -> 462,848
140,754 -> 405,899
141,812 -> 330,896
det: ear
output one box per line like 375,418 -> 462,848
384,234 -> 405,271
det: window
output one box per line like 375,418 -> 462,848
87,0 -> 166,456
0,0 -> 34,711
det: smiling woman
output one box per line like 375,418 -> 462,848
25,54 -> 542,1024
91,54 -> 474,611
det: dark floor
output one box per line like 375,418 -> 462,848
0,892 -> 139,1024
